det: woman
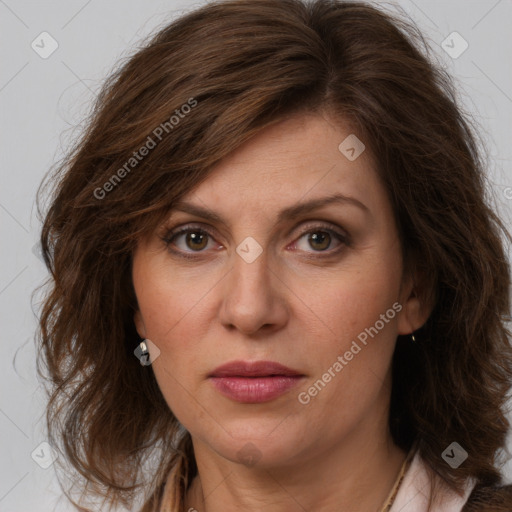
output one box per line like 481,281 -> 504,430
36,0 -> 512,511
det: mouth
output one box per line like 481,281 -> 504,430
208,360 -> 305,403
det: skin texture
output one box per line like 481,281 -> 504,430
132,112 -> 431,511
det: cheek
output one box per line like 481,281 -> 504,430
133,255 -> 211,344
132,255 -> 209,400
296,284 -> 399,435
300,253 -> 401,397
309,254 -> 401,341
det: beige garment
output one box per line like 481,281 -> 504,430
388,451 -> 476,512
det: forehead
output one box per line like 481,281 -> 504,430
174,113 -> 386,221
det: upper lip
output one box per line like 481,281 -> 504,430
208,360 -> 304,378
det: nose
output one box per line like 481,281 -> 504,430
219,249 -> 289,336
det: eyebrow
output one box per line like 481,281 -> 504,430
170,193 -> 369,226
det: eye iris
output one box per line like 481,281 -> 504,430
187,231 -> 207,250
309,231 -> 331,251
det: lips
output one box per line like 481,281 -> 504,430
209,360 -> 303,378
208,360 -> 305,403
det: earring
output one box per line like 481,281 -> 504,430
135,339 -> 151,366
411,333 -> 417,343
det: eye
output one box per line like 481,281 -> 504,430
161,225 -> 219,258
292,224 -> 348,255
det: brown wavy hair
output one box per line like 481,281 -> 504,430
36,0 -> 512,510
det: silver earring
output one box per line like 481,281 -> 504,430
411,333 -> 417,343
135,340 -> 151,366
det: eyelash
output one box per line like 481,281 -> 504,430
160,222 -> 350,261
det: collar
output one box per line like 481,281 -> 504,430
389,449 -> 477,511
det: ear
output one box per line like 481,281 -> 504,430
134,310 -> 147,339
397,266 -> 435,336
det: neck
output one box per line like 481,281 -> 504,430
184,396 -> 408,511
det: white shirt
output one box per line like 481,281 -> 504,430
389,450 -> 477,511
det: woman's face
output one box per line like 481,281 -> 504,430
132,112 -> 424,469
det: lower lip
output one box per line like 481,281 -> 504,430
209,376 -> 303,403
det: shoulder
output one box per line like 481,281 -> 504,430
390,448 -> 510,512
462,483 -> 512,512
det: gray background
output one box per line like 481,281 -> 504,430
1,0 -> 511,510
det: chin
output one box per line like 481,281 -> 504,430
197,419 -> 308,469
